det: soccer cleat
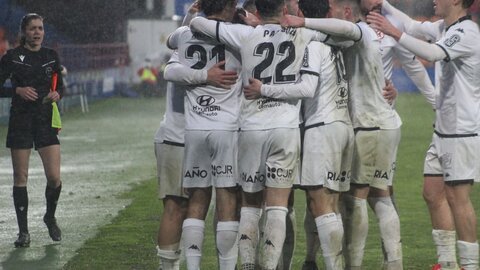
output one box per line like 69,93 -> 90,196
301,261 -> 319,270
431,263 -> 464,270
44,215 -> 62,241
14,232 -> 30,248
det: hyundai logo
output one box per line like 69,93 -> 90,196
196,95 -> 216,106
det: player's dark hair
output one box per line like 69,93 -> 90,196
463,0 -> 474,9
299,0 -> 330,18
200,0 -> 236,16
256,0 -> 285,18
19,13 -> 43,45
243,0 -> 257,13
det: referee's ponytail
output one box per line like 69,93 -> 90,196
19,13 -> 43,46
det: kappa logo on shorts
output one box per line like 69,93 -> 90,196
264,239 -> 275,248
196,95 -> 216,106
188,244 -> 200,251
240,234 -> 252,241
266,165 -> 293,180
327,170 -> 350,182
440,152 -> 453,169
444,34 -> 461,48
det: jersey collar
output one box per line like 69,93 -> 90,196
446,15 -> 471,32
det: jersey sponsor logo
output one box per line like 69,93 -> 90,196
197,95 -> 215,106
335,87 -> 349,109
266,165 -> 294,181
241,172 -> 265,183
302,47 -> 309,68
184,167 -> 208,179
444,34 -> 460,48
19,55 -> 25,62
193,95 -> 220,116
211,165 -> 233,177
374,170 -> 389,180
327,170 -> 351,182
256,97 -> 282,110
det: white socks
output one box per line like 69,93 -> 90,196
458,240 -> 479,270
278,206 -> 296,270
183,218 -> 205,270
344,195 -> 368,268
239,207 -> 262,269
216,221 -> 240,270
304,208 -> 320,263
157,244 -> 181,270
432,230 -> 458,269
316,212 -> 345,270
260,206 -> 288,270
369,197 -> 403,270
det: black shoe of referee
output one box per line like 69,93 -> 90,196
43,215 -> 62,241
14,232 -> 31,248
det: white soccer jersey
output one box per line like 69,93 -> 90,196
154,80 -> 186,144
344,21 -> 401,130
300,42 -> 351,127
423,17 -> 480,135
167,25 -> 243,131
190,17 -> 331,130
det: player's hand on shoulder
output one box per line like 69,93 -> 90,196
280,15 -> 305,28
239,11 -> 261,27
16,86 -> 38,101
243,78 -> 263,100
207,61 -> 238,89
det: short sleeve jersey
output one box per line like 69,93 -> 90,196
168,24 -> 243,131
300,41 -> 351,127
431,17 -> 480,135
343,22 -> 402,129
191,18 -> 328,130
154,53 -> 186,144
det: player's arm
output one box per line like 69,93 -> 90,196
182,1 -> 200,26
393,45 -> 436,108
381,0 -> 442,40
367,13 -> 447,62
189,17 -> 247,51
164,53 -> 238,89
281,16 -> 362,42
243,73 -> 317,100
0,52 -> 15,97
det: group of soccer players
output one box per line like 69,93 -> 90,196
154,0 -> 480,269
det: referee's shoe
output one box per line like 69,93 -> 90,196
44,215 -> 62,241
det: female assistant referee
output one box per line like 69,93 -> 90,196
0,13 -> 64,248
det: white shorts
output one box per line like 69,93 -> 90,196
351,128 -> 401,190
183,130 -> 238,188
301,122 -> 354,192
424,133 -> 480,182
155,142 -> 188,199
239,128 -> 300,193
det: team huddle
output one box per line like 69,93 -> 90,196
154,0 -> 480,269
